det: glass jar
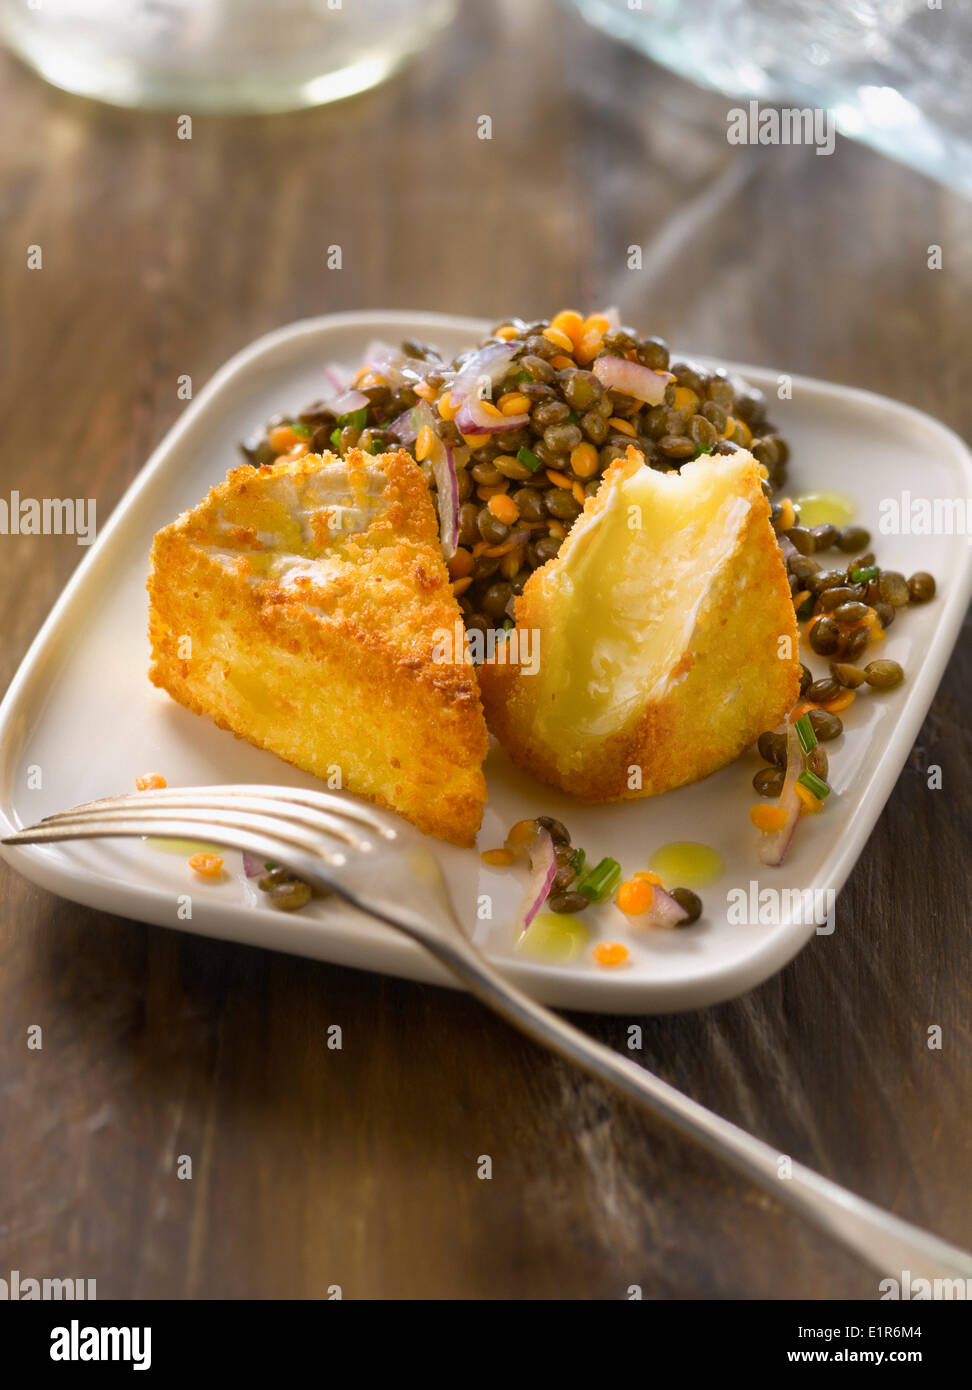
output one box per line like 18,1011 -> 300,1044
0,0 -> 458,113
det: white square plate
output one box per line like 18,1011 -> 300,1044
1,312 -> 969,1013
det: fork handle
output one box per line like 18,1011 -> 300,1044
373,901 -> 972,1286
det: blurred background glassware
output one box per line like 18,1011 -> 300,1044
566,0 -> 972,196
0,0 -> 457,113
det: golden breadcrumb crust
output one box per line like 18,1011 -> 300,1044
479,450 -> 801,801
147,450 -> 488,846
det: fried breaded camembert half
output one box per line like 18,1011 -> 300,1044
148,449 -> 488,846
478,447 -> 800,802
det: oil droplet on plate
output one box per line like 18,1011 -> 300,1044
145,837 -> 225,857
516,912 -> 589,963
792,491 -> 856,529
648,841 -> 724,889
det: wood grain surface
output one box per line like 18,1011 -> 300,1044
1,0 -> 969,1300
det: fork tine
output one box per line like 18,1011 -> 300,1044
41,784 -> 399,839
2,814 -> 347,901
10,803 -> 360,866
0,811 -> 350,895
210,785 -> 399,838
39,790 -> 388,853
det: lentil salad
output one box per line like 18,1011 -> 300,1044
240,309 -> 789,637
235,307 -> 937,910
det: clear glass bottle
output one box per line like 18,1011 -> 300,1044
0,0 -> 458,113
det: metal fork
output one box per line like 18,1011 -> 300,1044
6,783 -> 971,1287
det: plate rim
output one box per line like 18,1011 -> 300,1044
1,309 -> 970,1013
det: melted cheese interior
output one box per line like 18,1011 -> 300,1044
533,456 -> 753,742
203,460 -> 387,588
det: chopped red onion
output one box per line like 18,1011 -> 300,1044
387,399 -> 435,445
387,409 -> 417,444
592,354 -> 668,405
329,388 -> 370,417
362,339 -> 405,387
449,341 -> 522,408
362,340 -> 429,389
454,394 -> 529,434
639,885 -> 690,929
430,440 -> 459,558
242,851 -> 263,878
759,720 -> 804,867
514,828 -> 557,938
324,364 -> 350,394
385,399 -> 457,553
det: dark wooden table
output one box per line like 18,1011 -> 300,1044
1,0 -> 969,1300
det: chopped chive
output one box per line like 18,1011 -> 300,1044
850,565 -> 879,583
336,406 -> 368,431
797,769 -> 831,800
330,426 -> 342,450
795,713 -> 818,755
516,445 -> 543,473
291,421 -> 312,437
577,856 -> 622,902
515,370 -> 531,384
572,847 -> 586,877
